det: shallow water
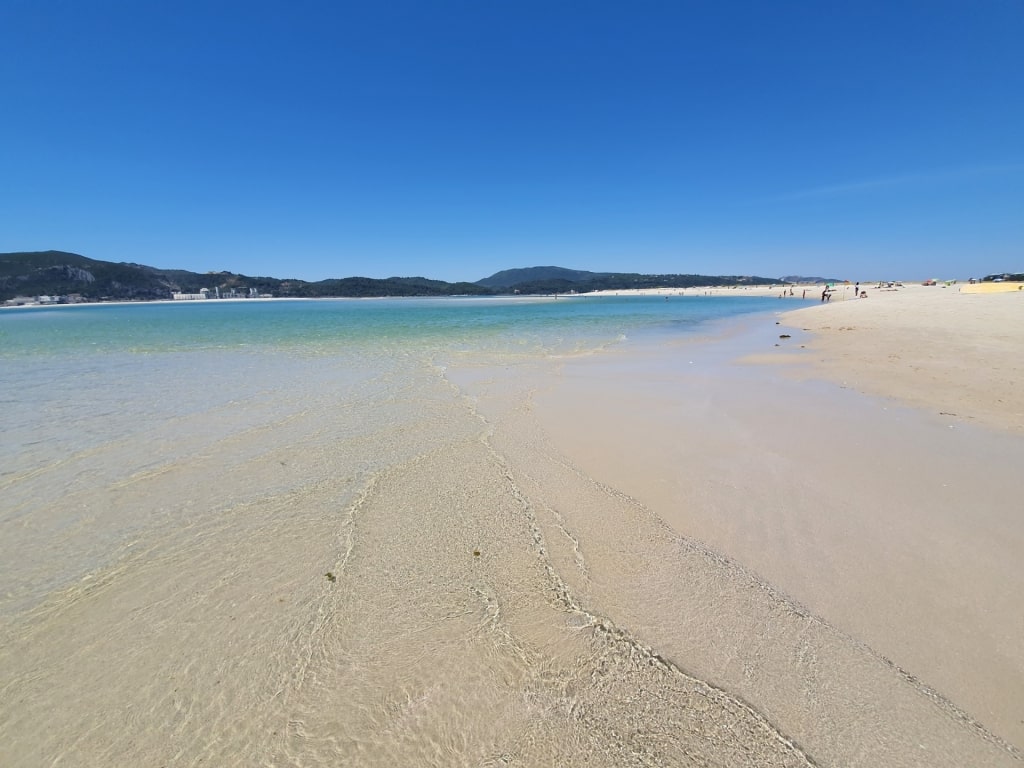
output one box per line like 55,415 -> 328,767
0,296 -> 780,616
0,296 -> 1015,767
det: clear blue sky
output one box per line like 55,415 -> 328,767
2,1 -> 1021,282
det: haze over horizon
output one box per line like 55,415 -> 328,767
2,1 -> 1021,283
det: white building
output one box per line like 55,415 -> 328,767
171,289 -> 209,300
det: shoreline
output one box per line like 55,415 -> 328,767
3,288 -> 1021,766
517,288 -> 1024,758
777,282 -> 1024,433
0,293 -> 588,311
573,282 -> 885,300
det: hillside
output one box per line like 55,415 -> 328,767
779,275 -> 842,284
478,268 -> 785,294
475,266 -> 613,289
0,251 -> 491,302
3,251 -> 786,303
0,251 -> 185,301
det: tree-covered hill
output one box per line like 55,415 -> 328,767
3,250 -> 787,303
500,272 -> 784,294
0,251 -> 182,301
0,251 -> 492,301
476,266 -> 785,293
475,266 -> 615,289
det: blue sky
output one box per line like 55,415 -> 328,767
2,1 -> 1021,282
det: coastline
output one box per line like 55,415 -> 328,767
777,282 -> 1024,433
2,288 -> 1021,766
510,287 -> 1024,761
557,280 -> 1024,434
574,282 -> 843,300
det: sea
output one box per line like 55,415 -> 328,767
12,293 -> 1001,768
1,295 -> 783,617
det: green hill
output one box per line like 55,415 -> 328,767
0,251 -> 491,301
3,251 -> 786,303
476,267 -> 784,293
475,266 -> 613,289
0,251 -> 188,301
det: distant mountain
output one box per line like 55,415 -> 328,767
779,275 -> 842,284
478,266 -> 785,294
3,251 -> 786,303
0,251 -> 193,301
476,266 -> 613,289
0,251 -> 491,302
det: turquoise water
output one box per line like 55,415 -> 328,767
1,294 -> 790,613
4,294 -> 1013,767
1,293 -> 822,766
0,294 -> 786,359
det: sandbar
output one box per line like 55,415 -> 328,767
523,283 -> 1024,762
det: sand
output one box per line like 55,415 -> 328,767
521,283 -> 1024,763
2,285 -> 1022,767
570,281 -> 1024,435
777,283 -> 1024,432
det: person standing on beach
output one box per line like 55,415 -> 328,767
821,288 -> 828,302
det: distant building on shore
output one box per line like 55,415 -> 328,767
171,288 -> 210,300
171,287 -> 267,300
3,293 -> 89,307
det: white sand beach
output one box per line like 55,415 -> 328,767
1,285 -> 1021,767
777,283 -> 1024,432
520,283 -> 1024,763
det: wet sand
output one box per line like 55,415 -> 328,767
1,343 -> 828,768
775,283 -> 1024,433
521,285 -> 1024,763
2,287 -> 1021,767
